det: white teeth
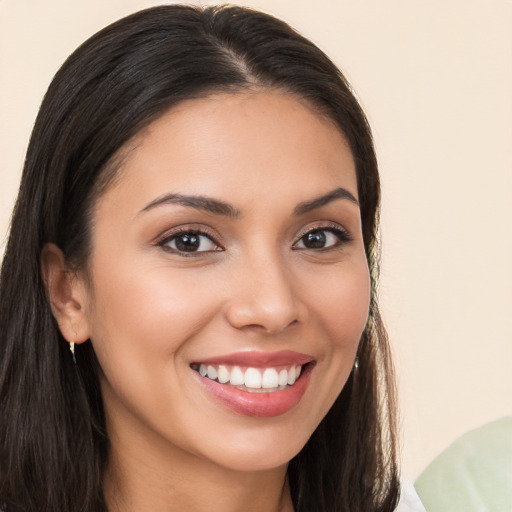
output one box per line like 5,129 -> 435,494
244,368 -> 262,389
217,365 -> 230,384
287,365 -> 297,385
207,365 -> 217,380
196,363 -> 305,389
262,368 -> 279,388
230,366 -> 245,386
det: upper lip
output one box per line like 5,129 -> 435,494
192,350 -> 314,367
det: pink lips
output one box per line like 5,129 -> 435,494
192,350 -> 314,418
193,349 -> 313,367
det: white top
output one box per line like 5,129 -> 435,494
396,481 -> 426,512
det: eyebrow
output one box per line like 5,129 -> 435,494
139,186 -> 358,218
140,193 -> 240,217
293,187 -> 359,215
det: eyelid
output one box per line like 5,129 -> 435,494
293,222 -> 353,248
155,224 -> 224,254
153,221 -> 352,255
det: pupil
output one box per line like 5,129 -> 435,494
304,231 -> 326,248
176,233 -> 200,252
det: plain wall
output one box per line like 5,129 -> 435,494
1,0 -> 511,480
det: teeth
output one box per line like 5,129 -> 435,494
287,366 -> 297,385
245,368 -> 262,389
230,366 -> 245,386
207,365 -> 217,380
217,365 -> 230,384
195,363 -> 305,390
262,368 -> 279,388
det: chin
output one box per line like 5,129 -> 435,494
212,447 -> 300,473
195,421 -> 314,473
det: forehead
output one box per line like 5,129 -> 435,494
96,91 -> 357,214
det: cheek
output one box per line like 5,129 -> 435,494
83,259 -> 224,442
301,257 -> 370,417
308,258 -> 371,350
84,258 -> 220,369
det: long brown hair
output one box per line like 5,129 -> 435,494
0,5 -> 399,511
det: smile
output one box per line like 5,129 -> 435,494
191,363 -> 303,392
190,351 -> 314,417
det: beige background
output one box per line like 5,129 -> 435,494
1,0 -> 511,480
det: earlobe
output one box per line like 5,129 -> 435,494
40,243 -> 90,344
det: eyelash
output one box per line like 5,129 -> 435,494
157,223 -> 352,256
157,227 -> 223,257
293,223 -> 353,251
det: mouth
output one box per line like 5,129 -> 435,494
190,362 -> 306,393
190,351 -> 315,417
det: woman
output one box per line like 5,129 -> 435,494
0,5 -> 400,512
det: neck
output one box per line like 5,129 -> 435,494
104,428 -> 294,512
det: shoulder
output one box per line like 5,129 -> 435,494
415,417 -> 512,511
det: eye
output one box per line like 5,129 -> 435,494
294,226 -> 351,250
159,229 -> 222,254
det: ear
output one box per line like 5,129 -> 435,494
41,243 -> 91,344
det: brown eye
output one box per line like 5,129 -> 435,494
175,233 -> 202,251
294,227 -> 351,250
161,230 -> 220,254
301,230 -> 327,249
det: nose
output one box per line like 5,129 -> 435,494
224,251 -> 306,334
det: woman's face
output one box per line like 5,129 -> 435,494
79,91 -> 370,472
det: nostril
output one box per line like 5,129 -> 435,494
225,306 -> 302,335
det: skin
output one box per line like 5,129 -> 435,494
42,90 -> 371,512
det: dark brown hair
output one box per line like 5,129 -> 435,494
0,5 -> 399,511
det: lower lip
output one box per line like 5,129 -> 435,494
194,364 -> 313,417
